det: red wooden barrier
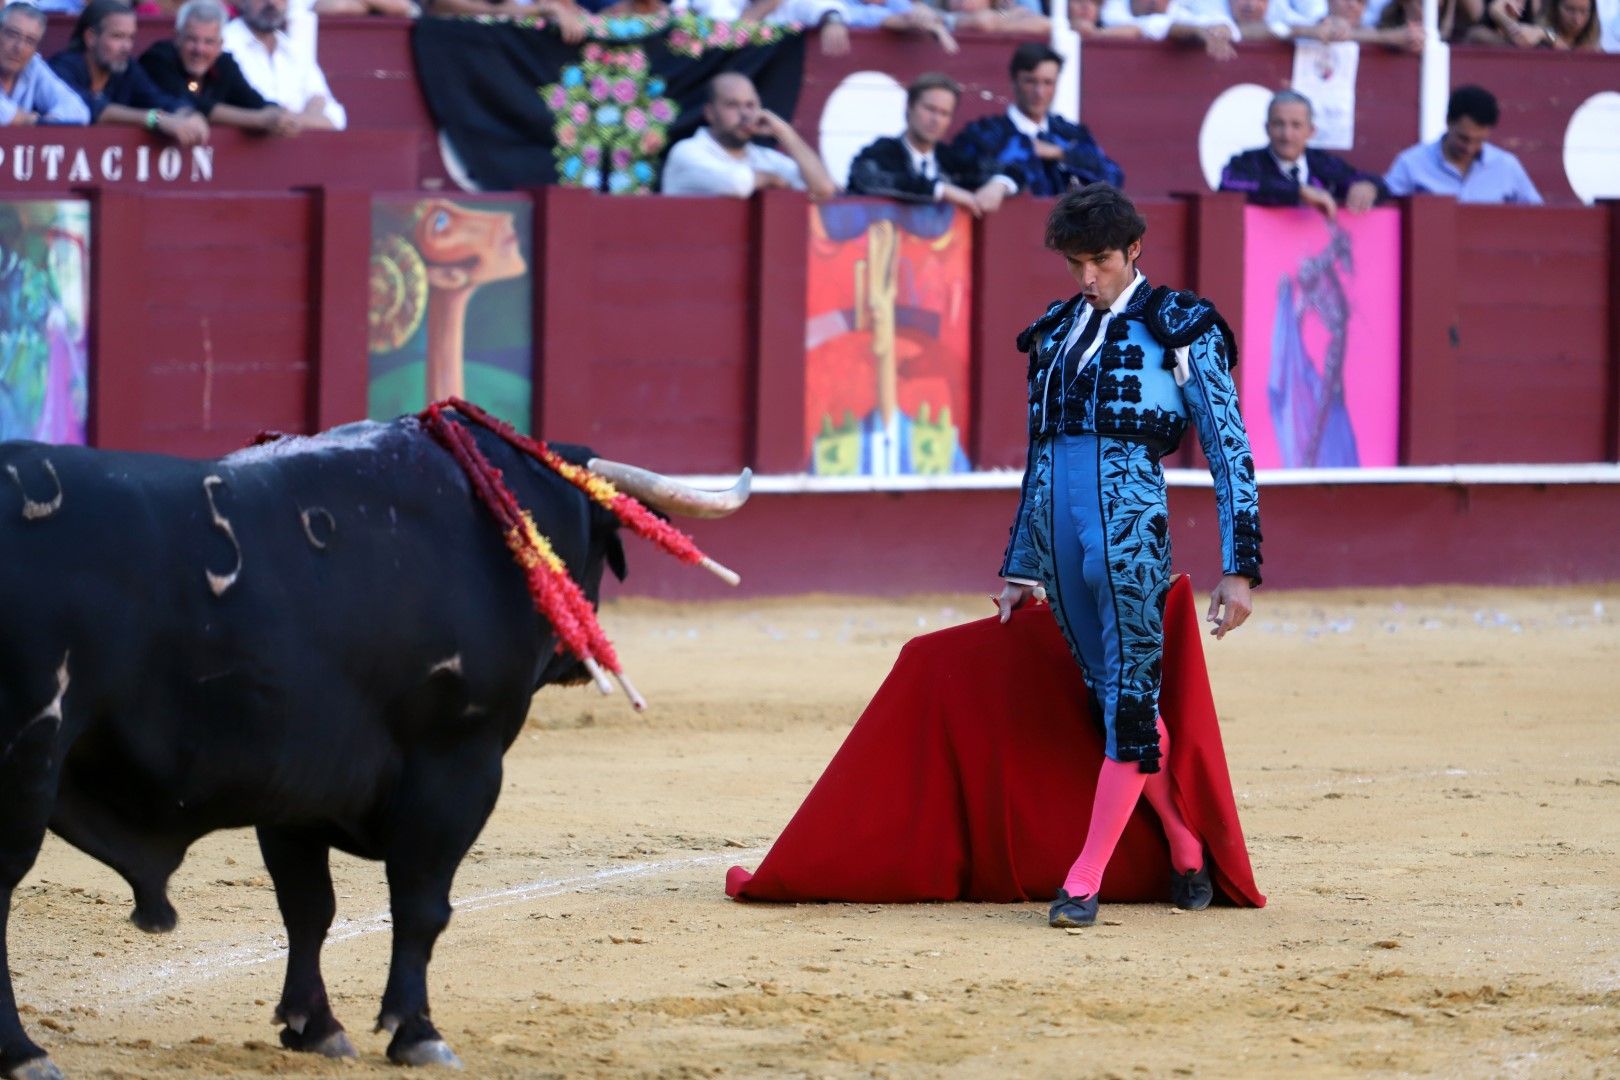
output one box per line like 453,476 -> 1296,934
91,192 -> 316,456
1451,204 -> 1611,463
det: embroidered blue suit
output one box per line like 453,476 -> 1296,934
948,113 -> 1123,197
1000,278 -> 1261,772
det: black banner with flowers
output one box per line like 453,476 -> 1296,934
410,15 -> 806,194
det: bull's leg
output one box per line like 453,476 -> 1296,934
256,826 -> 355,1059
50,780 -> 186,934
376,741 -> 504,1069
1,719 -> 66,1080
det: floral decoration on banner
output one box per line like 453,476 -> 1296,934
541,43 -> 675,194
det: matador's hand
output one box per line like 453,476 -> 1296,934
1207,574 -> 1253,639
996,581 -> 1042,624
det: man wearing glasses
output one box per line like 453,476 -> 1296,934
0,1 -> 90,125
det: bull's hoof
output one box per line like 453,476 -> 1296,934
388,1039 -> 462,1069
279,1027 -> 356,1059
5,1056 -> 66,1080
130,899 -> 177,934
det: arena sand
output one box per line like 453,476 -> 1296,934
10,585 -> 1619,1079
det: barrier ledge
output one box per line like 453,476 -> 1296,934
666,463 -> 1620,493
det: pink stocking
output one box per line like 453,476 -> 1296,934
1061,756 -> 1148,898
1141,718 -> 1205,874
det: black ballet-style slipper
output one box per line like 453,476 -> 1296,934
1170,862 -> 1214,911
1048,888 -> 1099,928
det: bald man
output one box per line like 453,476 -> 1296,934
660,72 -> 836,199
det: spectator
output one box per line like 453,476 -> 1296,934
689,0 -> 856,56
426,1 -> 586,43
49,0 -> 210,144
141,0 -> 303,134
312,0 -> 419,14
1295,0 -> 1424,47
847,73 -> 1015,216
933,0 -> 1051,34
0,0 -> 89,124
661,71 -> 836,198
1068,0 -> 1145,35
1539,0 -> 1601,44
225,0 -> 347,128
1384,85 -> 1542,204
1467,0 -> 1541,39
949,43 -> 1124,197
842,0 -> 960,52
1101,0 -> 1242,58
1219,89 -> 1388,218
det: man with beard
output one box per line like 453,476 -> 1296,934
660,72 -> 836,198
0,0 -> 88,125
49,0 -> 208,143
141,0 -> 301,135
948,43 -> 1124,198
224,0 -> 346,130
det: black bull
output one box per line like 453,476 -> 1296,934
0,416 -> 736,1078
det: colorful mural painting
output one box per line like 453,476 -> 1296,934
804,201 -> 972,477
1240,206 -> 1402,469
0,200 -> 90,445
367,196 -> 534,431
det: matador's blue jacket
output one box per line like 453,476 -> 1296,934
999,279 -> 1264,586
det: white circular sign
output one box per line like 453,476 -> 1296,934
1563,91 -> 1620,205
818,71 -> 907,189
1197,83 -> 1274,191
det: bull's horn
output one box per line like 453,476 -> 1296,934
586,459 -> 752,519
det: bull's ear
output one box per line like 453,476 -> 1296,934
605,533 -> 627,582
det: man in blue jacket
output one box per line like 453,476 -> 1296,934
949,42 -> 1124,197
1218,90 -> 1387,219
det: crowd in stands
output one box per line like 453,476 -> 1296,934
0,0 -> 1604,204
662,41 -> 1540,210
0,0 -> 346,139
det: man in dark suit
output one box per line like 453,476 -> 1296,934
846,72 -> 1017,217
1218,89 -> 1388,219
947,42 -> 1124,198
140,0 -> 300,135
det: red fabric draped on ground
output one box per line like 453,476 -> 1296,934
726,575 -> 1265,907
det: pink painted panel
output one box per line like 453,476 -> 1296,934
1240,205 -> 1402,469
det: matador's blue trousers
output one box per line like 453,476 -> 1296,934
1021,432 -> 1172,773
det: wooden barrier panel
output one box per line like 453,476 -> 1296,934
91,192 -> 317,457
533,187 -> 755,472
1451,204 -> 1612,463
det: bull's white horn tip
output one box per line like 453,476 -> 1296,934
700,556 -> 741,587
581,657 -> 615,696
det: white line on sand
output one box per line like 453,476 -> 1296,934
54,848 -> 765,1009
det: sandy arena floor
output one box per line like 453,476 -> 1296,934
9,584 -> 1620,1079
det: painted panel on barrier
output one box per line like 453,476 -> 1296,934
1240,206 -> 1400,469
367,196 -> 534,431
0,200 -> 90,444
804,201 -> 972,476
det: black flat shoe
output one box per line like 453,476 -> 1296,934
1170,863 -> 1214,911
1048,888 -> 1099,928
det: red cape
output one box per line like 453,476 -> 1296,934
727,575 -> 1264,907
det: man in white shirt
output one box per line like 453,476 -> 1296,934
1100,0 -> 1242,57
661,72 -> 836,198
223,0 -> 345,130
